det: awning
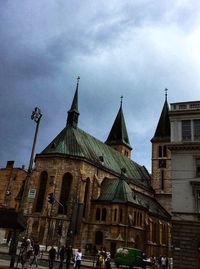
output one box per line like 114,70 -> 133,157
0,208 -> 26,230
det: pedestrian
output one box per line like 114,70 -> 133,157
30,240 -> 40,268
66,245 -> 73,269
23,238 -> 34,269
105,252 -> 111,269
58,245 -> 66,269
160,255 -> 168,269
151,255 -> 157,269
74,248 -> 82,269
48,245 -> 57,269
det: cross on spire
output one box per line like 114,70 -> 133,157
120,95 -> 123,106
165,88 -> 168,101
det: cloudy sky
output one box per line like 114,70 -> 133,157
1,0 -> 200,172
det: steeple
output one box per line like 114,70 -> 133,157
67,77 -> 80,128
105,97 -> 132,158
151,88 -> 170,142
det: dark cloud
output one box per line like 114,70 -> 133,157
1,1 -> 200,171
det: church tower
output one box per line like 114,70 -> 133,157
105,97 -> 132,158
151,89 -> 172,213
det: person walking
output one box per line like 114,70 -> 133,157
30,240 -> 40,268
74,248 -> 82,269
66,245 -> 73,269
160,255 -> 168,269
48,246 -> 57,269
58,246 -> 66,269
23,238 -> 33,269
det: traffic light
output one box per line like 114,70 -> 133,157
48,192 -> 54,204
57,225 -> 62,236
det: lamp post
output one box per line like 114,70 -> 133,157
20,107 -> 42,210
10,107 -> 42,268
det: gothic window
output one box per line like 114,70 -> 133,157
158,146 -> 162,157
83,178 -> 90,218
158,145 -> 167,159
182,120 -> 191,141
102,208 -> 107,221
58,173 -> 72,214
161,170 -> 164,190
114,208 -> 117,222
95,231 -> 103,245
163,146 -> 167,157
96,208 -> 100,221
35,171 -> 48,212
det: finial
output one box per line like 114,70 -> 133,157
120,95 -> 123,106
77,76 -> 80,85
165,88 -> 168,101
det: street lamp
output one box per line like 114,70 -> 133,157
20,107 -> 42,209
10,107 -> 42,268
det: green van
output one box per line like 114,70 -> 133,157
114,247 -> 146,268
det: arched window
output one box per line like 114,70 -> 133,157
96,208 -> 101,221
95,231 -> 103,245
114,208 -> 117,222
83,178 -> 90,218
102,208 -> 107,221
35,171 -> 48,212
58,173 -> 72,214
158,146 -> 162,157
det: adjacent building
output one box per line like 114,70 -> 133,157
152,95 -> 200,268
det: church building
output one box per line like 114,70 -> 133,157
0,79 -> 171,257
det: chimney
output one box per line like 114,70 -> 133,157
6,161 -> 14,169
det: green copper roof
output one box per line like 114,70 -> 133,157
105,103 -> 132,149
98,177 -> 136,203
151,99 -> 170,142
40,125 -> 152,190
96,177 -> 170,219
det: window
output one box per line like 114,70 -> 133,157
182,120 -> 191,141
96,208 -> 100,221
102,208 -> 107,221
114,209 -> 117,222
95,231 -> 103,245
194,120 -> 200,141
83,178 -> 90,218
35,171 -> 48,212
158,146 -> 162,157
159,159 -> 166,168
58,173 -> 72,214
158,145 -> 167,159
196,159 -> 200,177
161,170 -> 164,190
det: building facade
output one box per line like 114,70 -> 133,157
168,101 -> 200,269
0,81 -> 171,258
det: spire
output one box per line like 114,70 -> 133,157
151,89 -> 170,142
67,76 -> 80,128
105,97 -> 132,150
